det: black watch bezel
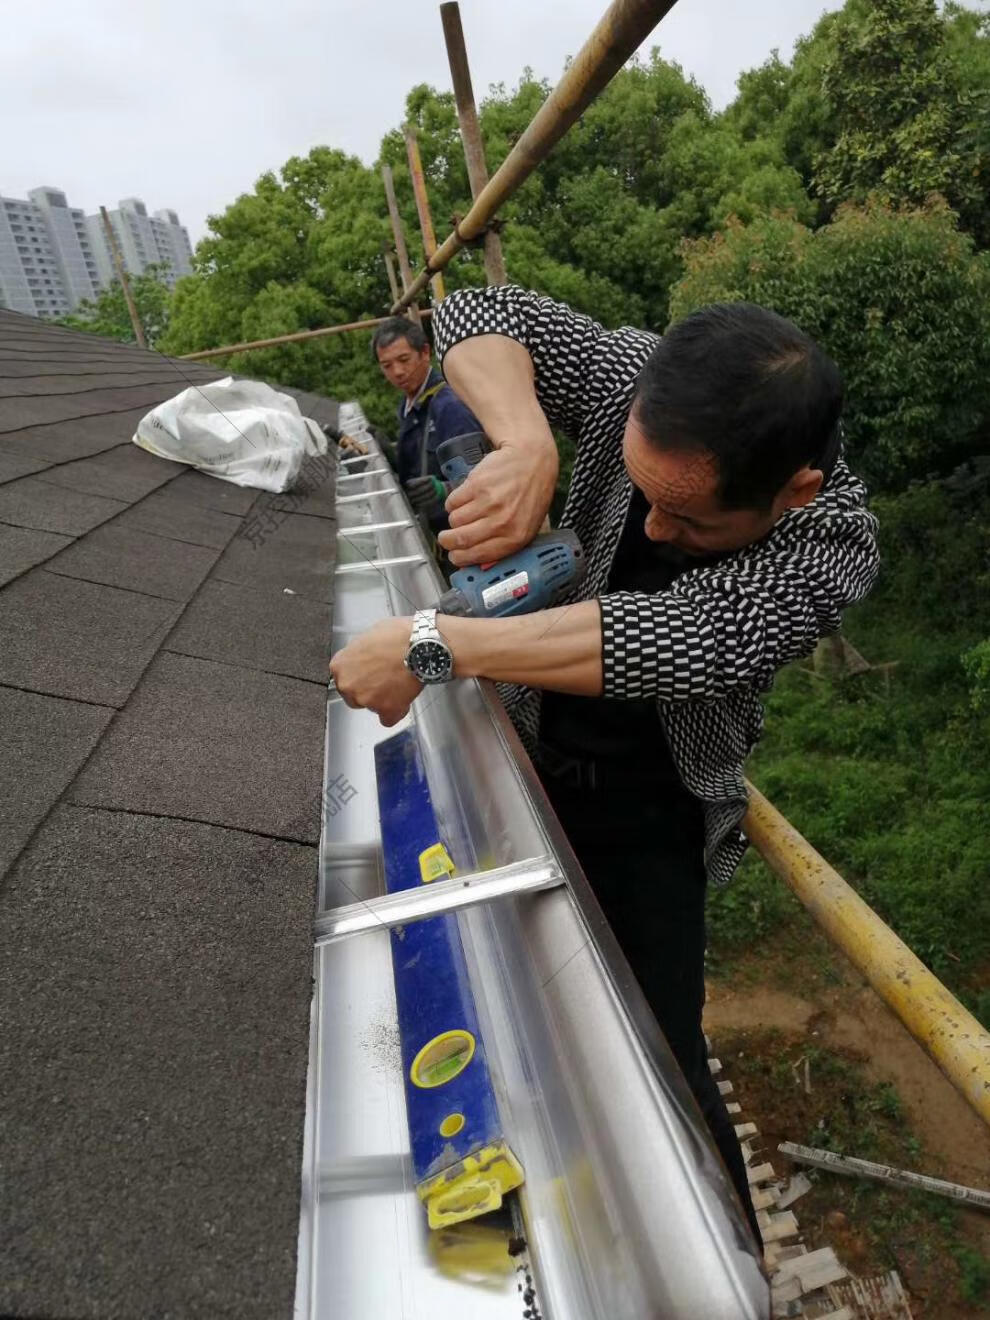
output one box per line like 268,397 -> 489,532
406,637 -> 454,684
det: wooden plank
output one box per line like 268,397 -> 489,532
747,1161 -> 776,1185
776,1171 -> 813,1209
771,1274 -> 804,1312
828,1270 -> 913,1319
761,1210 -> 800,1243
780,1141 -> 990,1211
797,1257 -> 849,1293
764,1241 -> 792,1272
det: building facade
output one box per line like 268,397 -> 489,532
0,187 -> 193,320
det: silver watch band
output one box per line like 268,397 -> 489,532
410,607 -> 440,646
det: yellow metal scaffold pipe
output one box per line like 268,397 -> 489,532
392,0 -> 679,312
743,782 -> 990,1128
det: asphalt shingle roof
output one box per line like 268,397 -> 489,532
0,308 -> 337,1319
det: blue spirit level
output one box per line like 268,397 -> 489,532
375,728 -> 524,1229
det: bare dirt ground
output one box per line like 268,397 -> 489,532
704,937 -> 990,1317
706,977 -> 990,1189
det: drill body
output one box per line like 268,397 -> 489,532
433,432 -> 585,619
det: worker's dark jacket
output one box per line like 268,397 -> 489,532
433,286 -> 880,888
395,367 -> 480,487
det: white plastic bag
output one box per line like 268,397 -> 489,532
133,377 -> 328,493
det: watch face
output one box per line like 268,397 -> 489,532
409,639 -> 453,683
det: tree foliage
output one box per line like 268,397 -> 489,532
160,148 -> 398,425
671,199 -> 990,491
57,264 -> 173,347
160,49 -> 820,414
157,0 -> 990,453
813,0 -> 990,243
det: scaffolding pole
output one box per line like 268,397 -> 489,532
179,310 -> 431,362
404,127 -> 446,304
383,248 -> 401,305
100,206 -> 147,350
381,164 -> 422,325
393,0 -> 680,312
440,2 -> 507,286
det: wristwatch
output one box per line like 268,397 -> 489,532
404,608 -> 455,685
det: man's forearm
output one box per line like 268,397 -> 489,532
439,599 -> 603,695
443,335 -> 556,459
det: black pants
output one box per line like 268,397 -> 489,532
539,765 -> 762,1248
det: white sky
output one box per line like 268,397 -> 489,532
3,0 -> 983,245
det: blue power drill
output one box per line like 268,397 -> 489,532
433,432 -> 586,619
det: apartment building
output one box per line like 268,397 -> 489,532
85,198 -> 193,292
0,187 -> 193,320
0,188 -> 98,319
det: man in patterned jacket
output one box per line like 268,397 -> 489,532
331,286 -> 879,1245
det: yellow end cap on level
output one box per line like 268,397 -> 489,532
419,842 -> 455,885
419,1140 -> 525,1231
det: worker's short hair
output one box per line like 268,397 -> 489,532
372,317 -> 429,359
634,303 -> 843,512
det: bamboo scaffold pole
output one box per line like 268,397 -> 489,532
392,0 -> 680,312
404,127 -> 446,304
179,310 -> 431,362
440,2 -> 507,286
381,164 -> 421,324
100,206 -> 147,349
744,781 -> 990,1129
181,0 -> 675,359
383,248 -> 401,305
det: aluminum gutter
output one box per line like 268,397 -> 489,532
294,402 -> 769,1320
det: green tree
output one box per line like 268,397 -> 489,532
670,198 -> 990,492
160,147 -> 400,428
165,55 -> 811,401
723,20 -> 843,223
57,264 -> 173,347
160,3 -> 990,433
475,55 -> 812,327
813,0 -> 990,243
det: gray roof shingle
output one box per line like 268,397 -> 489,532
0,473 -> 128,536
0,524 -> 73,587
44,520 -> 219,601
69,649 -> 327,839
0,805 -> 318,1320
0,307 -> 338,1319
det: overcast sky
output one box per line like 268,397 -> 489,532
3,0 -> 980,247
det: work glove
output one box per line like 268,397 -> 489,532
406,475 -> 451,521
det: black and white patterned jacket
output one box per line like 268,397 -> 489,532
433,286 -> 880,886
